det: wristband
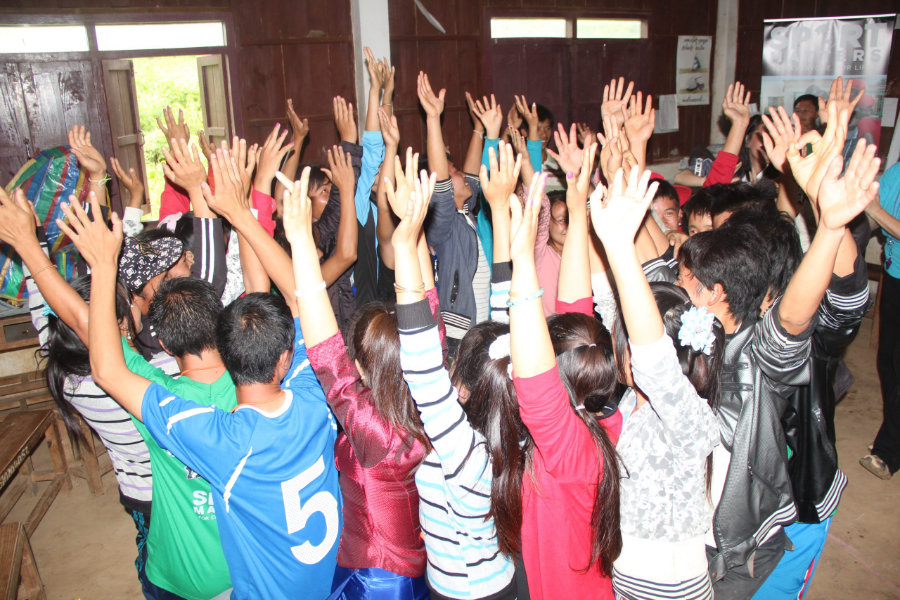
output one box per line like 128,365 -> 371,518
381,103 -> 393,107
295,280 -> 326,298
507,288 -> 543,307
473,130 -> 485,139
89,175 -> 111,186
393,282 -> 426,294
30,263 -> 56,278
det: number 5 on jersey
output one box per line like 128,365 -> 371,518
281,455 -> 339,564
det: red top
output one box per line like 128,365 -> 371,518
304,291 -> 446,578
250,190 -> 276,236
703,150 -> 739,188
159,179 -> 191,221
514,367 -> 622,600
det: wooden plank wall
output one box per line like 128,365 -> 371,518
736,0 -> 900,160
388,0 -> 485,165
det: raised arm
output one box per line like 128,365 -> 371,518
319,145 -> 359,285
274,100 -> 309,206
479,142 -> 521,265
56,195 -> 150,420
463,91 -> 486,175
778,140 -> 880,335
376,108 -> 400,269
622,92 -> 655,175
720,82 -> 751,158
68,125 -> 109,203
557,143 -> 598,304
508,173 -> 553,378
591,169 -> 662,345
417,71 -> 449,179
255,123 -> 294,213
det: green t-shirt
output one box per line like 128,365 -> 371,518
124,340 -> 235,599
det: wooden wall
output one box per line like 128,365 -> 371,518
736,0 -> 900,159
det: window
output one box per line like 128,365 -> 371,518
490,18 -> 569,39
95,22 -> 226,52
576,19 -> 646,39
0,25 -> 89,53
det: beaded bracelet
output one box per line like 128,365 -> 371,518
294,280 -> 326,298
507,288 -> 543,307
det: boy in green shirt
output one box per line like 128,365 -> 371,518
124,277 -> 234,599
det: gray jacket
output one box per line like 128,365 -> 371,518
708,300 -> 813,581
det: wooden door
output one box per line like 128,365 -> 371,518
488,39 -> 572,127
102,59 -> 147,209
0,64 -> 30,186
197,54 -> 232,148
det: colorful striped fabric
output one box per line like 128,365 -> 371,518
1,146 -> 90,304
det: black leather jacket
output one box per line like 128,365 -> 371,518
781,254 -> 869,523
708,301 -> 813,582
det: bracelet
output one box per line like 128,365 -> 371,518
473,130 -> 484,138
393,281 -> 425,294
31,263 -> 56,278
507,288 -> 543,307
294,280 -> 326,298
381,103 -> 393,107
89,175 -> 111,186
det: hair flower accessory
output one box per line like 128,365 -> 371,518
488,333 -> 514,379
678,306 -> 716,356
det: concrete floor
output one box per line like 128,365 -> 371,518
6,318 -> 899,599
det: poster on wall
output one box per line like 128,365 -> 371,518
760,14 -> 896,148
676,36 -> 712,106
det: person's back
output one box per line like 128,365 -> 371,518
138,293 -> 342,599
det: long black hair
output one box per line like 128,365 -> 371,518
39,275 -> 137,436
452,321 -> 533,558
547,312 -> 622,576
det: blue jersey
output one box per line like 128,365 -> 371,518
141,318 -> 342,600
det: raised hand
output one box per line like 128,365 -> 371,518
68,125 -> 106,179
381,56 -> 396,105
392,164 -> 435,251
333,96 -> 357,143
254,123 -> 293,191
761,105 -> 801,173
326,145 -> 355,195
623,91 -> 655,148
514,94 -> 540,140
417,71 -> 445,119
202,147 -> 249,219
816,140 -> 880,232
56,192 -> 122,269
599,113 -> 625,182
0,187 -> 39,248
473,94 -> 503,139
364,46 -> 384,90
282,166 -> 313,246
385,147 -> 418,218
590,168 -> 659,250
479,141 -> 522,211
507,126 -> 535,187
378,107 -> 400,150
161,138 -> 207,192
286,98 -> 310,146
577,122 -> 596,148
601,77 -> 634,125
507,100 -> 523,132
465,91 -> 486,133
509,173 -> 547,264
567,142 -> 598,209
818,77 -> 864,125
787,101 -> 849,204
547,123 -> 584,177
197,129 -> 215,162
227,136 -> 258,197
109,157 -> 144,208
156,106 -> 190,150
722,81 -> 751,126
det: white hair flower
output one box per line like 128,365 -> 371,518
678,306 -> 716,356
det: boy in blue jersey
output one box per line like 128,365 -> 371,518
59,192 -> 342,600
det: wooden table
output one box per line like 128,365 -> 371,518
0,522 -> 44,600
0,409 -> 69,537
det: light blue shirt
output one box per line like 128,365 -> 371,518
879,162 -> 900,278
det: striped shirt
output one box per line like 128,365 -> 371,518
398,299 -> 515,599
26,272 -> 179,504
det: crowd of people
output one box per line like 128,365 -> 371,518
0,45 -> 894,600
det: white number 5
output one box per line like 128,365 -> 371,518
281,455 -> 339,564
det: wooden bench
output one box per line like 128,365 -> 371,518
0,410 -> 69,537
0,522 -> 44,600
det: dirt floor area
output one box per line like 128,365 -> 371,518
5,318 -> 899,599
